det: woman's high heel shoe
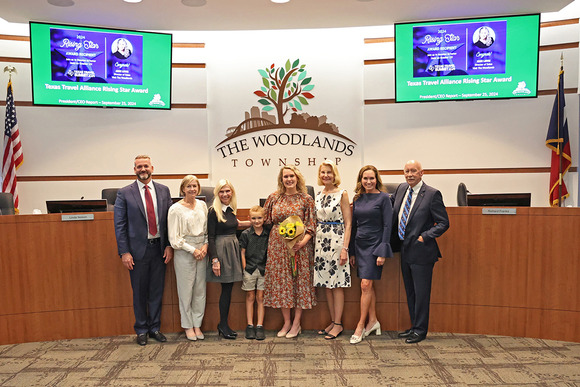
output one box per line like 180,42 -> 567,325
217,324 -> 236,340
318,321 -> 335,335
286,326 -> 301,339
185,328 -> 197,341
194,328 -> 205,340
363,321 -> 381,337
325,323 -> 343,340
277,326 -> 291,337
350,328 -> 365,344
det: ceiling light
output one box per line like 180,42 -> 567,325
123,0 -> 143,3
182,0 -> 207,6
271,0 -> 290,3
47,0 -> 75,7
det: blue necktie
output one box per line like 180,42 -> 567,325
398,187 -> 413,240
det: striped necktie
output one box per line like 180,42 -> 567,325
398,187 -> 413,240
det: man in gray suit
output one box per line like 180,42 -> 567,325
391,160 -> 449,344
114,155 -> 173,346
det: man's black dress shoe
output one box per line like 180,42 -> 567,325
218,324 -> 236,340
137,333 -> 148,346
149,331 -> 167,342
405,332 -> 426,344
398,329 -> 413,338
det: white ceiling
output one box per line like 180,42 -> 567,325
0,0 -> 574,32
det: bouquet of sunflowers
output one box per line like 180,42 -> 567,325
278,215 -> 304,277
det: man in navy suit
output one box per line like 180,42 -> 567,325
114,155 -> 174,346
391,160 -> 449,344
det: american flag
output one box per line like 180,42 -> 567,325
2,80 -> 23,212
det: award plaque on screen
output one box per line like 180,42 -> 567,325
394,14 -> 540,103
30,21 -> 172,110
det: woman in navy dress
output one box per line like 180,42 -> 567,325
349,165 -> 393,344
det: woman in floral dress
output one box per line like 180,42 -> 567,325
263,165 -> 316,338
314,160 -> 352,340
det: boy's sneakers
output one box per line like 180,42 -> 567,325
255,325 -> 265,340
245,325 -> 256,340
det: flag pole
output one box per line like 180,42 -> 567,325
3,65 -> 16,81
2,64 -> 22,213
558,53 -> 564,207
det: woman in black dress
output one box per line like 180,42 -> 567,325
349,165 -> 393,344
207,179 -> 249,339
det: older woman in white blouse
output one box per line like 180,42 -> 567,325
168,175 -> 208,341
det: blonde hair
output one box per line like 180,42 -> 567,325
353,165 -> 384,202
317,159 -> 341,187
179,175 -> 200,197
249,205 -> 265,216
277,165 -> 307,194
212,179 -> 238,222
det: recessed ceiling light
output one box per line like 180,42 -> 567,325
271,0 -> 290,3
182,0 -> 207,6
47,0 -> 75,7
123,0 -> 142,3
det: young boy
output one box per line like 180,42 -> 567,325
240,205 -> 270,340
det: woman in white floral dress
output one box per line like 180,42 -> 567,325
314,160 -> 352,340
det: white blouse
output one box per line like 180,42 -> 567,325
168,199 -> 208,254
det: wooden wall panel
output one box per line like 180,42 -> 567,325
524,309 -> 580,342
526,210 -> 580,311
1,208 -> 579,345
0,307 -> 135,343
0,215 -> 130,314
430,304 -> 528,338
435,209 -> 530,308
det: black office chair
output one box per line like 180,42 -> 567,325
384,183 -> 399,194
200,186 -> 215,205
101,188 -> 119,211
0,192 -> 15,215
457,183 -> 470,206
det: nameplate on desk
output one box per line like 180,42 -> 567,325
482,208 -> 517,215
61,214 -> 95,221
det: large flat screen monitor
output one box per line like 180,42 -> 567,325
46,199 -> 108,213
394,14 -> 540,103
30,21 -> 172,109
467,193 -> 531,207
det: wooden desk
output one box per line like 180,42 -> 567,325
0,208 -> 578,345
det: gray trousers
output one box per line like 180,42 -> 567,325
174,238 -> 207,328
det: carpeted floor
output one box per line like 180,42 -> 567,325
0,330 -> 579,386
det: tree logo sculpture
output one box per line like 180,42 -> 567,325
218,58 -> 355,146
254,59 -> 314,125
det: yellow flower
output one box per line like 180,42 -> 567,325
286,222 -> 295,229
295,221 -> 303,227
279,226 -> 286,236
287,227 -> 296,237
